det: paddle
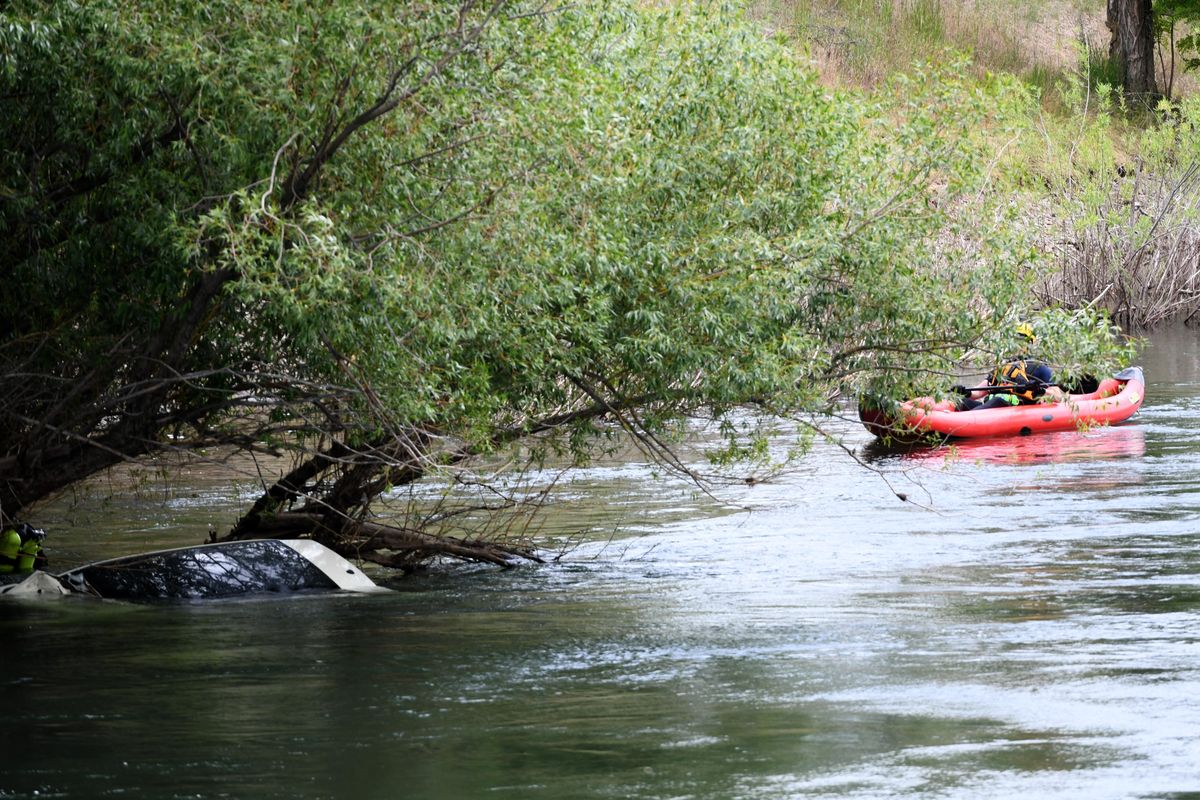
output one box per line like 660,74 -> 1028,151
950,380 -> 1065,397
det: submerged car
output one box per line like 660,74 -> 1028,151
0,539 -> 386,600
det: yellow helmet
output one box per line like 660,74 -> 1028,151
1015,322 -> 1035,342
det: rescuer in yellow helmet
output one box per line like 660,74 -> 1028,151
955,322 -> 1067,410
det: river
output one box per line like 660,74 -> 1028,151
3,328 -> 1200,799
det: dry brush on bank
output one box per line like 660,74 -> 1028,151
1039,158 -> 1200,328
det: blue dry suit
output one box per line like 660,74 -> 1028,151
960,359 -> 1055,410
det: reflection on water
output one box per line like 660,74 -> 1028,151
6,330 -> 1200,799
863,423 -> 1147,467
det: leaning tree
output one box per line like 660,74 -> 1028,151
0,2 -> 1131,567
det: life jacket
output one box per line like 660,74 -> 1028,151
987,360 -> 1042,403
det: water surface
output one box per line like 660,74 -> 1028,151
4,329 -> 1200,799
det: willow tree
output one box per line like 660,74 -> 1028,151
0,2 -> 1130,567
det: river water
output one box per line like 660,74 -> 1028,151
4,328 -> 1200,799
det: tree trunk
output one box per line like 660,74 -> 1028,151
1107,0 -> 1161,109
218,432 -> 542,568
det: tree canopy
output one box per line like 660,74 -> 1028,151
0,1 -> 1133,566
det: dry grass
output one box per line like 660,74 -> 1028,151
1037,162 -> 1200,328
750,0 -> 1197,102
750,1 -> 1098,89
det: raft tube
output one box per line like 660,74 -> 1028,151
860,367 -> 1145,440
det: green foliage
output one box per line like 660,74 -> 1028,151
1084,46 -> 1125,99
1154,0 -> 1200,71
1,0 -> 1134,501
1025,308 -> 1139,385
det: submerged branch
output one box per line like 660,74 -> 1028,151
225,509 -> 541,567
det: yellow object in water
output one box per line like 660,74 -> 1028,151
0,529 -> 21,574
16,537 -> 40,572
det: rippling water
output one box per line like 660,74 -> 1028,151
4,329 -> 1200,799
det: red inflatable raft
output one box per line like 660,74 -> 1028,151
860,367 -> 1145,440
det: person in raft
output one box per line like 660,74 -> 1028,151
955,323 -> 1069,411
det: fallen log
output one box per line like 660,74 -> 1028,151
221,510 -> 541,568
